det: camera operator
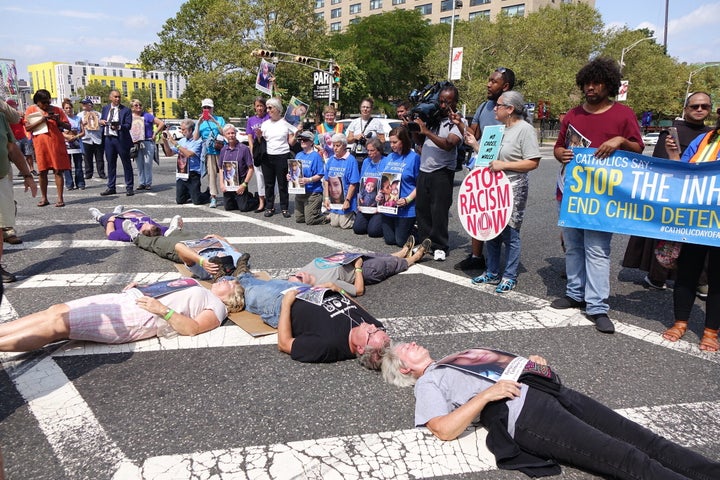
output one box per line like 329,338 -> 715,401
347,98 -> 385,166
411,84 -> 462,262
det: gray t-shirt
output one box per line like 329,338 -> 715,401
414,363 -> 528,438
299,258 -> 357,295
497,120 -> 541,182
419,119 -> 461,173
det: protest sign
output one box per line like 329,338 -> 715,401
457,167 -> 513,241
559,148 -> 720,247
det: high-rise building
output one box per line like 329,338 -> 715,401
315,0 -> 595,32
27,61 -> 186,118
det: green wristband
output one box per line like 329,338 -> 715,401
163,309 -> 175,321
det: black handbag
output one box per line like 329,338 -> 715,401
252,138 -> 266,167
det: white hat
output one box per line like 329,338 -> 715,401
201,98 -> 214,108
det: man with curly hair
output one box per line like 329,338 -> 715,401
552,57 -> 644,333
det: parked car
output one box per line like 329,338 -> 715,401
642,132 -> 660,146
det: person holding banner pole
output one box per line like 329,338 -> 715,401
663,119 -> 720,351
466,91 -> 540,293
552,57 -> 643,334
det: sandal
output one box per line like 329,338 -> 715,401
471,272 -> 500,285
662,321 -> 688,342
37,199 -> 50,207
55,201 -> 65,208
699,328 -> 719,352
495,278 -> 517,293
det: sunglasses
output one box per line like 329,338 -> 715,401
299,137 -> 312,142
202,106 -> 212,110
687,103 -> 711,111
495,67 -> 507,74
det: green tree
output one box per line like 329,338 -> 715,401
329,10 -> 433,107
76,81 -> 114,105
140,0 -> 326,119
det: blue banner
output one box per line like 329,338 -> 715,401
559,148 -> 720,247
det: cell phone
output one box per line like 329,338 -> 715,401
202,111 -> 211,120
667,127 -> 680,148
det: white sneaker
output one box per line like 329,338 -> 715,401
164,215 -> 184,237
113,205 -> 124,215
122,219 -> 140,240
88,207 -> 102,222
433,250 -> 446,261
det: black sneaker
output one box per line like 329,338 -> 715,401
453,254 -> 486,271
589,313 -> 614,334
1,265 -> 17,283
550,296 -> 586,309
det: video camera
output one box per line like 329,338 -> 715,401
405,81 -> 454,132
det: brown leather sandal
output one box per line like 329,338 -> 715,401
699,328 -> 719,352
662,321 -> 688,342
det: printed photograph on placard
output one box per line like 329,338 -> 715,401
327,175 -> 346,209
288,158 -> 304,194
565,124 -> 591,148
358,176 -> 380,213
285,96 -> 309,127
176,152 -> 189,179
437,348 -> 522,382
223,160 -> 240,191
255,59 -> 275,95
377,172 -> 402,215
135,278 -> 201,299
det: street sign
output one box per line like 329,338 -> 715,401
312,70 -> 338,101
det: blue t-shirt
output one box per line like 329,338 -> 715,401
383,151 -> 421,218
296,150 -> 325,194
324,154 -> 360,213
178,137 -> 203,174
197,115 -> 226,155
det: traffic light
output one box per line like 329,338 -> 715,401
251,49 -> 275,58
332,64 -> 341,84
294,56 -> 311,64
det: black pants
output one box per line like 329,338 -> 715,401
262,153 -> 290,211
515,387 -> 720,480
83,141 -> 105,177
674,243 -> 720,329
416,168 -> 454,253
104,136 -> 133,191
176,172 -> 210,205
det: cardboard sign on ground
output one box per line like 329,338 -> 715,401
174,265 -> 277,337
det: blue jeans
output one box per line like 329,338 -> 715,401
562,227 -> 612,315
515,387 -> 720,480
238,273 -> 297,328
382,216 -> 416,247
136,140 -> 155,186
485,225 -> 521,281
64,153 -> 85,189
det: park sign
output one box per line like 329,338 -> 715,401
457,167 -> 514,241
559,148 -> 720,247
312,70 -> 338,101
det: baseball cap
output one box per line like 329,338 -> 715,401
81,97 -> 94,105
201,98 -> 214,108
297,131 -> 314,141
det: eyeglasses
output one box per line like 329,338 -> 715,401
360,105 -> 372,110
365,326 -> 387,347
299,137 -> 311,142
132,103 -> 141,107
494,103 -> 510,109
687,103 -> 711,111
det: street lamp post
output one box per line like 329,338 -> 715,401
619,37 -> 654,75
682,63 -> 720,119
446,0 -> 462,81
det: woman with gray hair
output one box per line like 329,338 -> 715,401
323,132 -> 360,229
382,341 -> 720,479
465,90 -> 540,293
260,97 -> 297,218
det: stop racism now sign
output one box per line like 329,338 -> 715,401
457,167 -> 513,241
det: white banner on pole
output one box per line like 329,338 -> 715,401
617,80 -> 629,102
450,47 -> 464,81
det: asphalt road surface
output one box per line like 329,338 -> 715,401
1,145 -> 719,480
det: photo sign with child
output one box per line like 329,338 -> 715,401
377,173 -> 402,215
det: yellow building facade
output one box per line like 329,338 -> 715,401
27,61 -> 186,118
